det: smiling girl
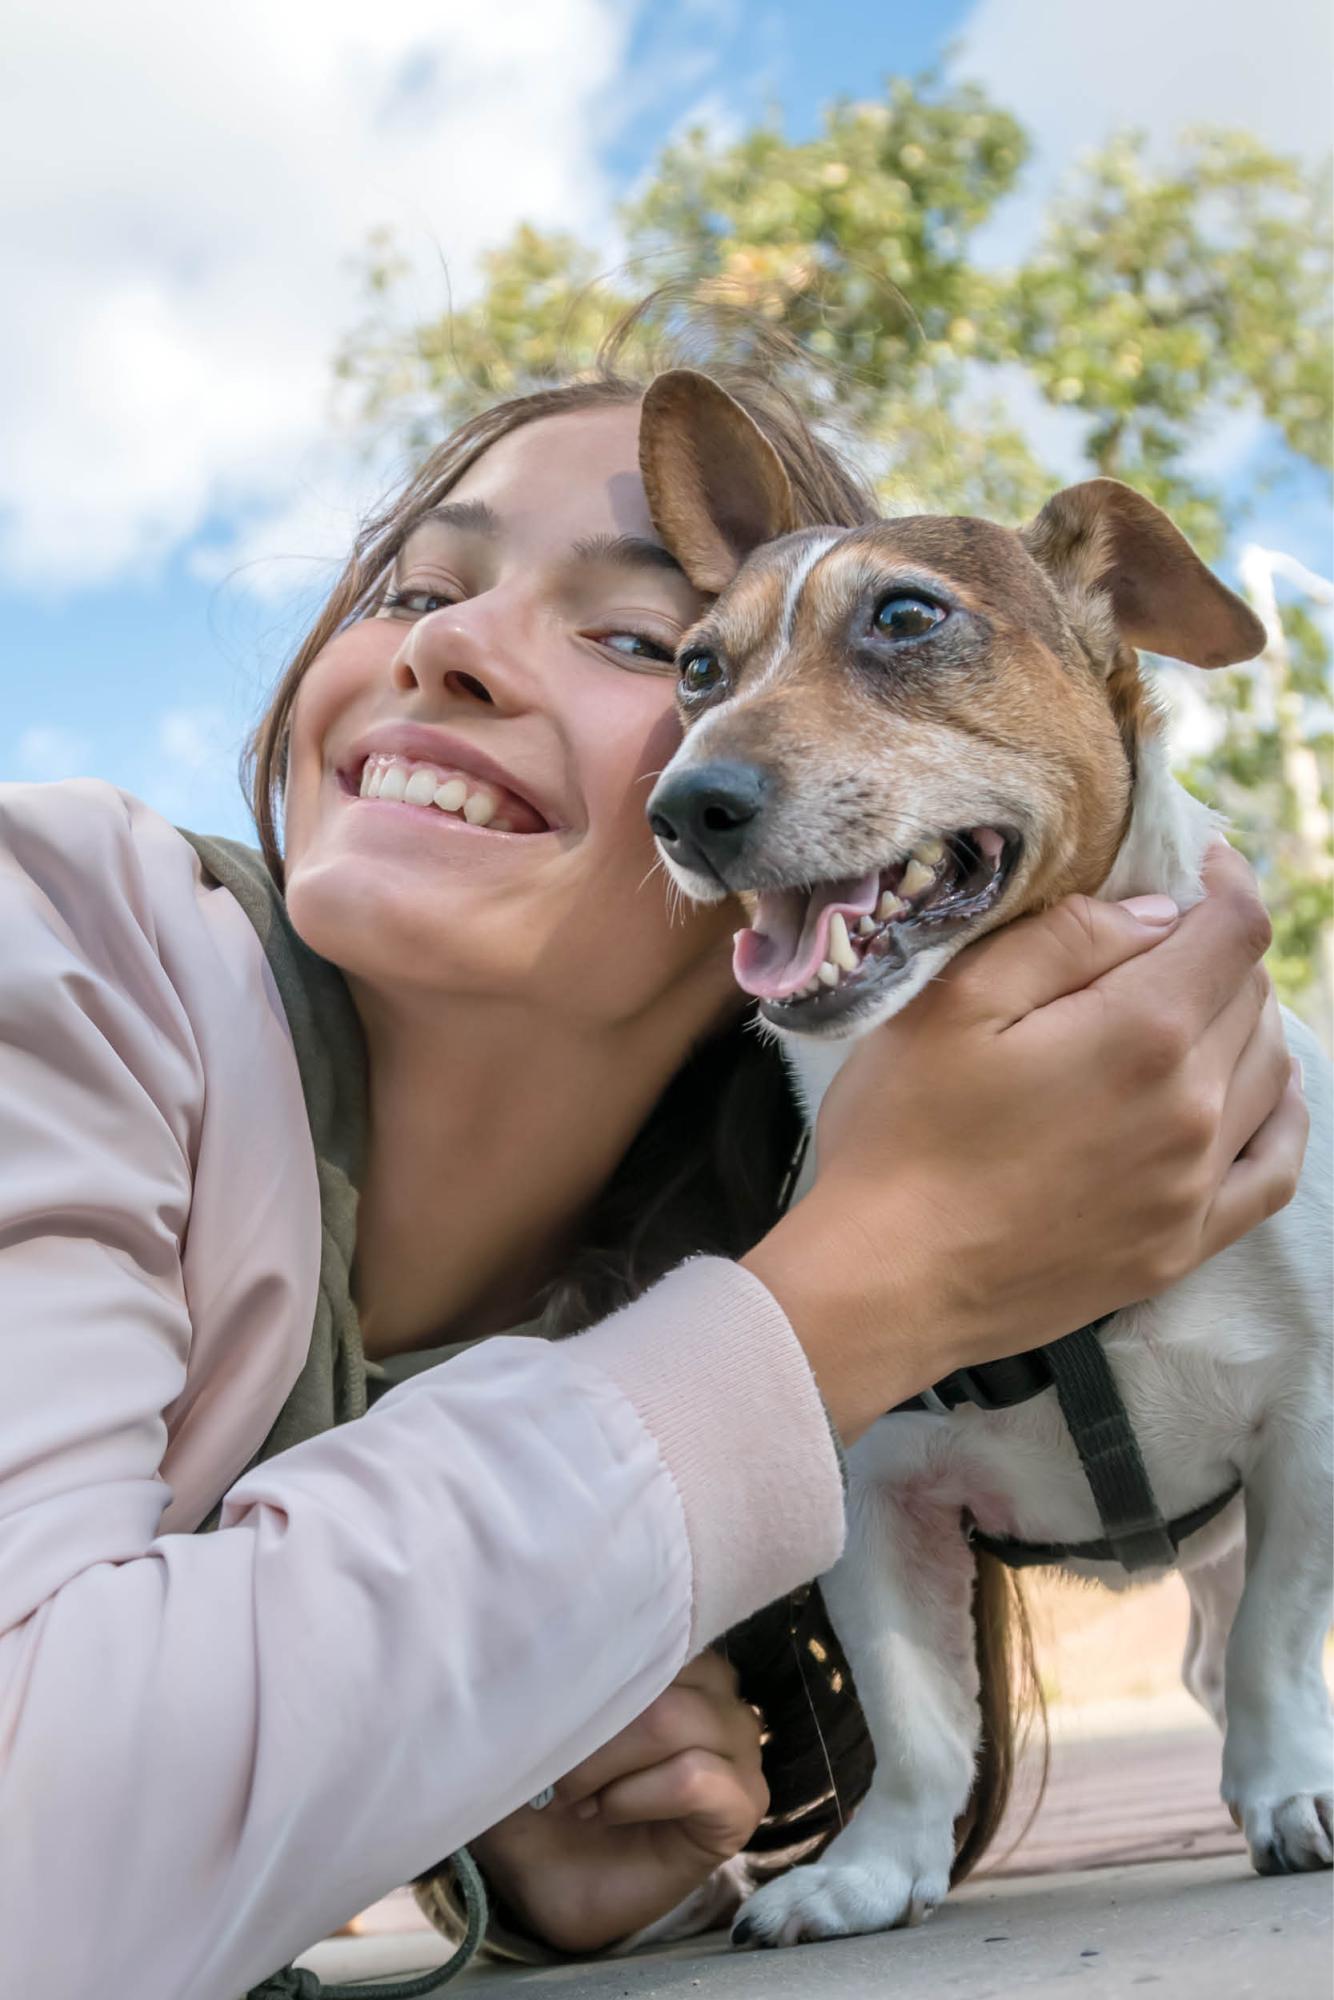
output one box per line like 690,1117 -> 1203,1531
0,347 -> 1305,1999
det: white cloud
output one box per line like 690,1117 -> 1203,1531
952,0 -> 1332,261
16,726 -> 94,781
0,0 -> 634,590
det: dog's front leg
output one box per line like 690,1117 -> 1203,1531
1222,1430 -> 1333,1874
735,1453 -> 979,1946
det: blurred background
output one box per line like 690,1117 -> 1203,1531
1,0 -> 1329,1037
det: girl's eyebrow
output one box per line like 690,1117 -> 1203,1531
415,499 -> 500,537
569,532 -> 687,580
406,505 -> 686,582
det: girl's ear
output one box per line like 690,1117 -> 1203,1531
639,369 -> 797,595
1021,477 -> 1266,670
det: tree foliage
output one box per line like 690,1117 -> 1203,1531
334,74 -> 1332,1022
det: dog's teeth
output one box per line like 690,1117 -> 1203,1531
856,915 -> 876,937
915,836 -> 946,867
828,912 -> 858,972
900,857 -> 936,899
817,961 -> 839,988
877,890 -> 907,921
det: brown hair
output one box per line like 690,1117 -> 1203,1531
244,298 -> 1040,1877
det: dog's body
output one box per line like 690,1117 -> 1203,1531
637,370 -> 1333,1945
752,745 -> 1332,1943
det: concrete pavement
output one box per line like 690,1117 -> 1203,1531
302,1854 -> 1329,1996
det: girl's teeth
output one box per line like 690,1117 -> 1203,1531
358,756 -> 516,830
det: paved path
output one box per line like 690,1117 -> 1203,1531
304,1855 -> 1329,1996
301,1711 -> 1331,1996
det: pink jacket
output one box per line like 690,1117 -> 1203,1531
0,780 -> 845,1999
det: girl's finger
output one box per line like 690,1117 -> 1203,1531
592,1748 -> 769,1842
555,1681 -> 760,1809
1201,1068 -> 1309,1263
1211,988 -> 1294,1168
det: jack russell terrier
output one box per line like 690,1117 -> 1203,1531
639,369 -> 1332,1945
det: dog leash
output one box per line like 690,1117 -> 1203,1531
247,1848 -> 488,2000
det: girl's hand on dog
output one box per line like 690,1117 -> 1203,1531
746,840 -> 1308,1442
469,1649 -> 767,1954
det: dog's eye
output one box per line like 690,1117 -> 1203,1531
679,649 -> 725,699
873,594 -> 946,640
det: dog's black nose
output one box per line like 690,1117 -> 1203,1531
648,761 -> 768,879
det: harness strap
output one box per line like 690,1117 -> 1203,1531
1040,1318 -> 1179,1572
891,1314 -> 1224,1575
969,1476 -> 1242,1572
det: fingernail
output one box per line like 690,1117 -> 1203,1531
1119,893 -> 1180,927
1292,1057 -> 1305,1095
573,1799 -> 599,1821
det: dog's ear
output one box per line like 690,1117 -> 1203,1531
1021,477 -> 1265,670
639,369 -> 797,595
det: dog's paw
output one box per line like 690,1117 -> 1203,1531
1240,1792 -> 1333,1875
731,1856 -> 949,1948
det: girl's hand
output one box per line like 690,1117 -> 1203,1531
746,841 -> 1308,1441
470,1650 -> 768,1954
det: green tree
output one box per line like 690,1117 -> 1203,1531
1010,130 -> 1332,556
334,77 -> 1332,1024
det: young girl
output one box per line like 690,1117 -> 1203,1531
0,348 -> 1303,1999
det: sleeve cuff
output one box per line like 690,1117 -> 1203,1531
565,1257 -> 847,1651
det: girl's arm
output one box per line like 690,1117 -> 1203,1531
0,782 -> 846,2000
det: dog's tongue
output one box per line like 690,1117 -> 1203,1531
733,872 -> 880,1000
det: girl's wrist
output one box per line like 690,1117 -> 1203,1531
743,1196 -> 941,1443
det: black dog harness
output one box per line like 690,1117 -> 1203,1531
777,1131 -> 1240,1574
892,1316 -> 1241,1573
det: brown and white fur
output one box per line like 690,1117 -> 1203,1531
639,370 -> 1333,1944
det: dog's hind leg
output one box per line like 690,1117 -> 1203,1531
733,1461 -> 979,1946
1221,1421 -> 1333,1875
1181,1530 -> 1246,1732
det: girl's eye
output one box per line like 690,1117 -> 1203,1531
872,594 -> 947,640
600,632 -> 675,666
382,588 -> 458,619
678,649 -> 725,699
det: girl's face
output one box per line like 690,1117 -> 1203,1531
283,404 -> 739,1025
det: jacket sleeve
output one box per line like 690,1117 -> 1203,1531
0,782 -> 845,2000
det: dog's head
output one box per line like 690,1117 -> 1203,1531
641,369 -> 1264,1038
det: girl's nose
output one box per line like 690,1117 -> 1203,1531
390,600 -> 528,712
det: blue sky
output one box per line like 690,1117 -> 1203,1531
2,0 -> 1329,843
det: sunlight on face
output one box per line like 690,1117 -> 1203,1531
282,403 -> 740,1026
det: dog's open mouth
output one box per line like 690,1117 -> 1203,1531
733,827 -> 1018,1024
